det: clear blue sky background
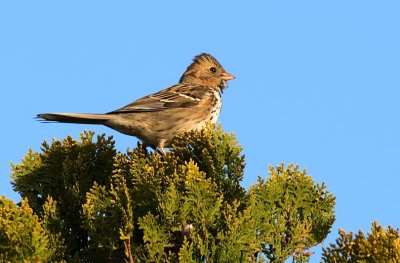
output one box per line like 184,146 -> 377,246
1,1 -> 399,261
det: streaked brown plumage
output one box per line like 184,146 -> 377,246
37,53 -> 234,153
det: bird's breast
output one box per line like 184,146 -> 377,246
207,88 -> 222,124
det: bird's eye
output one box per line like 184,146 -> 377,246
209,67 -> 217,73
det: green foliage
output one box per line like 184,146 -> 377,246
249,164 -> 336,262
0,196 -> 53,262
11,131 -> 116,261
322,221 -> 400,262
173,123 -> 246,205
82,144 -> 252,262
6,125 -> 337,262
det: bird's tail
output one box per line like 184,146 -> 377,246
37,113 -> 113,125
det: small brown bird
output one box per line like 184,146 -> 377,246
37,53 -> 234,153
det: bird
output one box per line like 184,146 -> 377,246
37,53 -> 234,153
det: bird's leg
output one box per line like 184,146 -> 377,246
156,148 -> 166,155
155,139 -> 167,155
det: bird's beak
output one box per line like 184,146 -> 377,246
221,72 -> 235,81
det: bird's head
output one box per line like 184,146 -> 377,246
179,53 -> 234,90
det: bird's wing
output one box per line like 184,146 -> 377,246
107,83 -> 208,114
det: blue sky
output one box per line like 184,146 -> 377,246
1,1 -> 399,261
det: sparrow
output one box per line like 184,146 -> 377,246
37,53 -> 234,153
